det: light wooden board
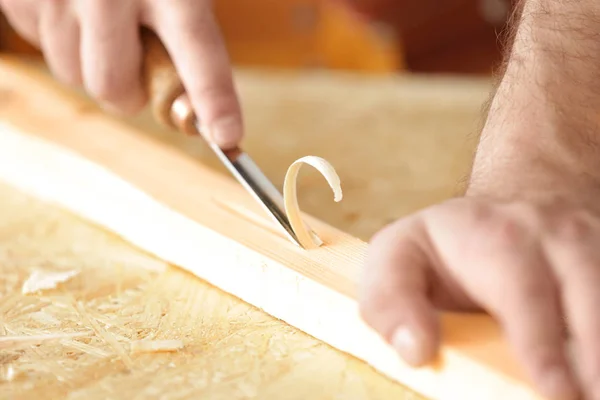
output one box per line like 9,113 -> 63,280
0,57 -> 510,400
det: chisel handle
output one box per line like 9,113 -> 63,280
140,27 -> 196,135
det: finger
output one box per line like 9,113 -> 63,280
38,1 -> 82,86
360,217 -> 440,367
427,206 -> 578,400
545,215 -> 600,399
148,1 -> 243,149
78,0 -> 145,114
1,0 -> 40,46
492,271 -> 576,400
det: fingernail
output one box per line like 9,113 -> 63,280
392,326 -> 428,367
209,116 -> 243,149
535,365 -> 578,400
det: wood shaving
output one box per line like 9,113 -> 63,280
21,269 -> 79,294
283,156 -> 342,249
130,339 -> 184,353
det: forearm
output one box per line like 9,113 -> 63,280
467,0 -> 600,204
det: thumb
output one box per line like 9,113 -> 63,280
359,217 -> 440,367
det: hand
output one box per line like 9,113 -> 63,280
360,197 -> 600,400
0,0 -> 243,148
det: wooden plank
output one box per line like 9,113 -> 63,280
0,57 -> 541,399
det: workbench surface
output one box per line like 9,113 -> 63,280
0,59 -> 491,399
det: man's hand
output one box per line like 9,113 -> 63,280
361,0 -> 600,399
0,0 -> 243,149
362,198 -> 596,399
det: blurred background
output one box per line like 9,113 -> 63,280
0,0 -> 515,239
1,0 -> 516,75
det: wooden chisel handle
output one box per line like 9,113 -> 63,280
140,27 -> 197,136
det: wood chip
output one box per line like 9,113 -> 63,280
283,156 -> 342,249
130,339 -> 184,353
21,269 -> 79,294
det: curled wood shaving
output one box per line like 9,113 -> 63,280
130,339 -> 184,353
21,269 -> 79,294
283,156 -> 342,249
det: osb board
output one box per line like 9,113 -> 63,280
0,59 -> 494,399
0,181 -> 414,399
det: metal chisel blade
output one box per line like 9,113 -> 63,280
199,123 -> 302,247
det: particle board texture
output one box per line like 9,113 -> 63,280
0,56 -> 494,399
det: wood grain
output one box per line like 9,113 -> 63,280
0,57 -> 546,399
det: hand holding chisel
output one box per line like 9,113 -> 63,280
140,28 -> 303,247
1,0 -> 243,149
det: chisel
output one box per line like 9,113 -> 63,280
139,28 -> 302,248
